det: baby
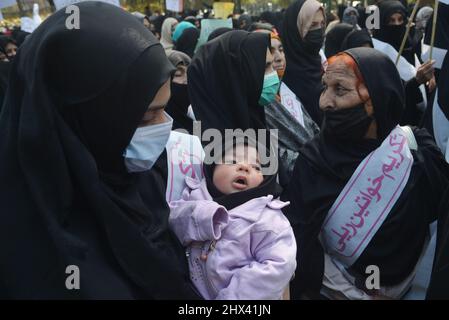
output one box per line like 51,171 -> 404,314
169,143 -> 297,300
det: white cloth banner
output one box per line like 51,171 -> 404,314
279,82 -> 305,128
421,43 -> 447,69
0,0 -> 16,10
166,0 -> 183,13
54,0 -> 120,10
321,126 -> 415,267
20,17 -> 38,33
372,38 -> 416,81
166,131 -> 205,203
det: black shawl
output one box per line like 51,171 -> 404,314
174,27 -> 200,58
281,0 -> 324,125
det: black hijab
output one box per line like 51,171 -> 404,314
0,2 -> 197,299
165,50 -> 193,134
188,30 -> 270,134
174,27 -> 200,58
207,27 -> 232,42
324,23 -> 354,58
324,23 -> 373,58
281,0 -> 324,125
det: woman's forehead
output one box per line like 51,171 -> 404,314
323,61 -> 356,83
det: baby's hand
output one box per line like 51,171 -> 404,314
200,240 -> 217,261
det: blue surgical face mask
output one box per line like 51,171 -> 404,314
123,112 -> 173,172
259,70 -> 280,106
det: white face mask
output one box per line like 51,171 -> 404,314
123,112 -> 173,172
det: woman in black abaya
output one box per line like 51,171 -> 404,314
0,2 -> 199,299
282,48 -> 449,299
281,0 -> 326,125
188,30 -> 270,133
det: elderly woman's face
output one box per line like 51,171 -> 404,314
320,60 -> 373,116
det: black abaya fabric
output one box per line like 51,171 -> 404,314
281,48 -> 449,299
325,23 -> 373,58
0,61 -> 10,111
0,2 -> 199,299
281,0 -> 324,125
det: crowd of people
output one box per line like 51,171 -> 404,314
0,0 -> 449,299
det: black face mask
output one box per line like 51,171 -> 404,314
169,82 -> 190,111
303,28 -> 325,55
322,103 -> 374,140
381,24 -> 406,50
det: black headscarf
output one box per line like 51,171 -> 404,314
188,30 -> 270,134
0,2 -> 198,299
282,48 -> 444,298
174,27 -> 200,58
165,50 -> 193,134
260,11 -> 281,31
207,27 -> 232,42
237,14 -> 253,30
281,0 -> 324,125
325,23 -> 354,58
325,23 -> 373,58
373,0 -> 416,64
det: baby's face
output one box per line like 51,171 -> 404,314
213,145 -> 264,195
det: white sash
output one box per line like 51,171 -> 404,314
280,82 -> 306,128
321,126 -> 415,267
166,131 -> 205,202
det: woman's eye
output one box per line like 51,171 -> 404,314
336,86 -> 348,96
253,165 -> 261,171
